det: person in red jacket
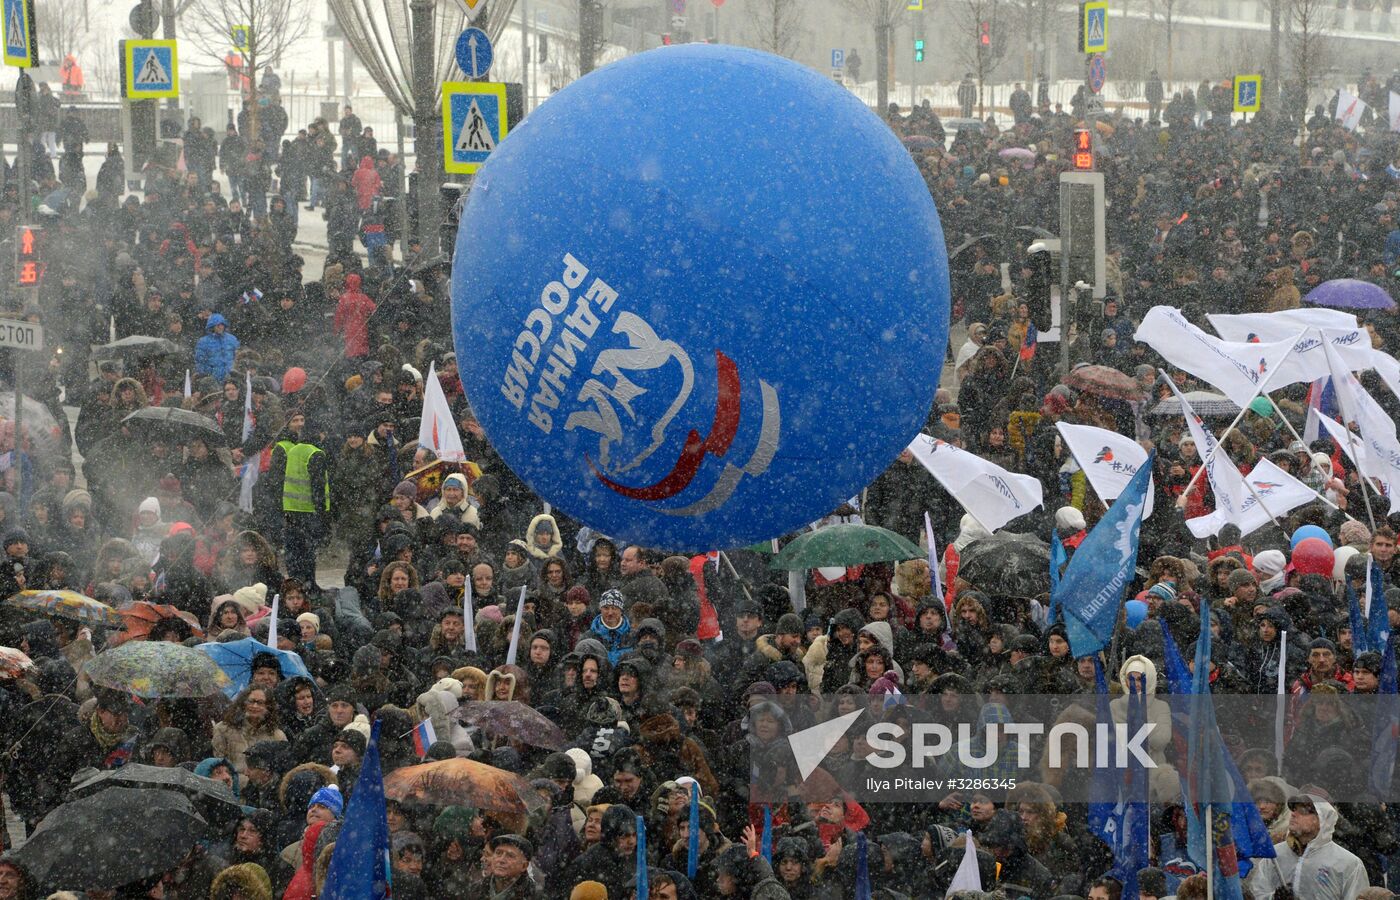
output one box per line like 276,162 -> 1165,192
333,273 -> 376,358
351,155 -> 381,211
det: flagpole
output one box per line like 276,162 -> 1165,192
1205,803 -> 1214,900
1275,629 -> 1287,774
1318,328 -> 1379,533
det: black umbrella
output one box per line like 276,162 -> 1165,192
957,533 -> 1051,600
949,233 -> 997,261
93,335 -> 183,362
7,787 -> 206,891
67,763 -> 242,829
121,406 -> 227,446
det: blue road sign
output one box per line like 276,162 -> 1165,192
442,81 -> 508,174
831,48 -> 844,69
455,27 -> 493,79
3,0 -> 37,67
1087,55 -> 1106,94
123,40 -> 179,99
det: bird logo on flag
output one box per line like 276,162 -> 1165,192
1255,481 -> 1279,494
1095,447 -> 1114,464
1246,333 -> 1261,343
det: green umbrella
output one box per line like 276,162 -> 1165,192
85,641 -> 232,698
769,524 -> 922,570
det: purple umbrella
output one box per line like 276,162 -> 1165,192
1304,278 -> 1396,310
998,147 -> 1037,169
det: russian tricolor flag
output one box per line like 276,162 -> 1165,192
1019,322 -> 1038,362
411,719 -> 437,758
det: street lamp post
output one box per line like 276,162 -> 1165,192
410,0 -> 440,249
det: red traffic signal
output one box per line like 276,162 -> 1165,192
1072,128 -> 1094,170
14,225 -> 43,287
662,33 -> 673,45
979,21 -> 990,46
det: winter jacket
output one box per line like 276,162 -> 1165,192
211,717 -> 287,775
1246,794 -> 1368,900
194,314 -> 240,381
333,274 -> 376,358
351,156 -> 381,210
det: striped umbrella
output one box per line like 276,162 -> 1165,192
7,590 -> 123,628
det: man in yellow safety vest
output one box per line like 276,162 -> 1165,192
268,412 -> 330,589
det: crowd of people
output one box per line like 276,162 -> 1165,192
0,61 -> 1397,900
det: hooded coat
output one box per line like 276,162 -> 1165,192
333,274 -> 376,358
194,313 -> 240,381
1246,793 -> 1368,900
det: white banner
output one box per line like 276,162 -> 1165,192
1209,312 -> 1374,388
907,433 -> 1044,533
1322,338 -> 1400,514
1336,88 -> 1367,131
1207,309 -> 1359,337
1186,458 -> 1318,538
1134,306 -> 1298,407
1164,376 -> 1245,523
1056,422 -> 1155,517
417,361 -> 466,462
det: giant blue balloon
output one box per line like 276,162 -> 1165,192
452,44 -> 949,550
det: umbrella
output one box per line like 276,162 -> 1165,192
7,787 -> 206,891
93,335 -> 184,362
1304,278 -> 1396,310
1148,391 -> 1240,418
0,392 -> 66,463
455,700 -> 568,750
957,532 -> 1051,599
6,589 -> 123,628
0,645 -> 35,678
771,524 -> 921,571
383,758 -> 546,815
68,762 -> 243,829
197,637 -> 311,698
902,135 -> 941,151
949,233 -> 997,261
998,147 -> 1037,168
110,602 -> 205,647
1014,225 -> 1056,239
120,406 -> 227,446
85,640 -> 232,698
1062,364 -> 1144,401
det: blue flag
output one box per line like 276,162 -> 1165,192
1160,619 -> 1192,695
1370,630 -> 1399,798
686,782 -> 700,879
1088,659 -> 1149,900
1350,580 -> 1370,655
761,805 -> 772,862
854,831 -> 872,900
636,815 -> 648,899
1368,557 -> 1391,653
321,721 -> 391,900
1048,531 -> 1068,624
1057,452 -> 1154,657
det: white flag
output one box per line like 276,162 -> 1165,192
417,362 -> 466,462
1164,376 -> 1246,524
1322,337 -> 1400,514
1315,409 -> 1400,515
1391,91 -> 1400,132
504,586 -> 527,666
238,371 -> 258,513
464,579 -> 478,653
1367,349 -> 1400,406
1056,422 -> 1155,517
907,433 -> 1043,533
1209,311 -> 1372,387
948,830 -> 983,892
266,593 -> 280,648
1134,306 -> 1298,407
1186,458 -> 1318,539
1336,88 -> 1367,131
183,369 -> 192,399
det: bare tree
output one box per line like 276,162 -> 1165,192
749,0 -> 804,59
180,0 -> 311,143
1009,0 -> 1051,83
578,0 -> 606,76
35,0 -> 87,66
951,0 -> 1010,118
1160,0 -> 1188,82
841,0 -> 906,116
1287,0 -> 1335,124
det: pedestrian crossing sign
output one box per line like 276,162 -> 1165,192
1234,74 -> 1262,112
2,0 -> 37,68
122,39 -> 179,99
442,81 -> 508,174
1080,1 -> 1108,53
231,25 -> 251,51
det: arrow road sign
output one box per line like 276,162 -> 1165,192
454,26 -> 493,80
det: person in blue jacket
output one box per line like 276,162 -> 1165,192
195,313 -> 241,381
586,589 -> 633,665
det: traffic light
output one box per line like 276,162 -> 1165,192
661,33 -> 672,45
979,21 -> 991,46
914,39 -> 924,62
14,225 -> 42,288
1026,244 -> 1053,333
1072,128 -> 1094,170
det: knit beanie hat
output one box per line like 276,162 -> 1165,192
1055,506 -> 1086,533
308,785 -> 343,817
1339,520 -> 1372,547
570,882 -> 609,900
232,583 -> 268,614
296,612 -> 320,633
